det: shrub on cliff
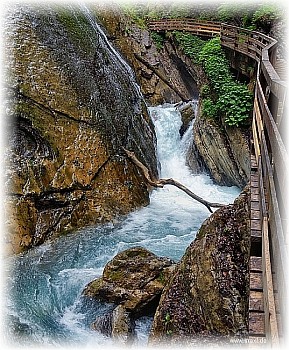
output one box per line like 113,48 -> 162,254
173,33 -> 253,127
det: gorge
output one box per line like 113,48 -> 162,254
4,2 -> 277,348
5,103 -> 240,347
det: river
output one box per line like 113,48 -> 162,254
4,104 -> 240,348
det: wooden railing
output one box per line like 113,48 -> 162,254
149,18 -> 288,345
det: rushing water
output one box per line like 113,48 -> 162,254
4,105 -> 240,348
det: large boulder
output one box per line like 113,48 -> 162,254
83,247 -> 175,316
4,4 -> 158,254
149,186 -> 250,345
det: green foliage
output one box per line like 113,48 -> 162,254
163,312 -> 173,336
121,4 -> 147,28
200,84 -> 210,98
199,38 -> 253,126
151,32 -> 165,50
173,31 -> 205,63
175,34 -> 252,126
121,3 -> 170,27
165,313 -> 171,322
157,271 -> 165,283
217,4 -> 256,28
252,5 -> 282,33
120,2 -> 282,33
202,98 -> 217,119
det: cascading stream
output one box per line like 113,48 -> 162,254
4,104 -> 240,347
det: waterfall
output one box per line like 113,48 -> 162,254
4,104 -> 240,347
79,3 -> 142,99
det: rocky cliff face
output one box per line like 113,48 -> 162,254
187,114 -> 250,188
4,4 -> 158,255
149,186 -> 250,345
96,9 -> 250,188
94,6 -> 199,105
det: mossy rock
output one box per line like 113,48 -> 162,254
149,187 -> 250,345
83,247 -> 175,316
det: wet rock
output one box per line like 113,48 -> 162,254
4,5 -> 158,254
188,116 -> 250,187
92,312 -> 113,337
177,101 -> 197,137
111,305 -> 135,345
149,186 -> 250,345
83,246 -> 175,316
92,305 -> 135,345
95,6 -> 199,105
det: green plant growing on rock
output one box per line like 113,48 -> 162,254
163,312 -> 173,336
151,32 -> 165,50
202,98 -> 217,119
174,33 -> 253,127
173,31 -> 206,63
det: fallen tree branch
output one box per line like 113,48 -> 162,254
123,148 -> 225,213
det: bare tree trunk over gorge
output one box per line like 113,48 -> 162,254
123,148 -> 225,213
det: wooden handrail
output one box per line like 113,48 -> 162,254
149,18 -> 288,344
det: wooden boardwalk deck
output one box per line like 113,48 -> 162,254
249,153 -> 282,345
249,154 -> 266,340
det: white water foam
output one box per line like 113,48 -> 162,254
5,104 -> 240,348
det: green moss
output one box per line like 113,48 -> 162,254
86,278 -> 103,294
125,248 -> 150,258
151,32 -> 165,50
57,9 -> 97,55
108,270 -> 125,281
157,271 -> 165,284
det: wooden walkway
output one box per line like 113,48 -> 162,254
249,154 -> 270,342
148,18 -> 288,346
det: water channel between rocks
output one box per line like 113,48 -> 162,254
5,104 -> 240,347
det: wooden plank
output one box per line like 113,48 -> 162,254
251,193 -> 259,201
250,272 -> 263,290
262,217 -> 279,345
251,173 -> 259,182
258,161 -> 268,219
250,291 -> 264,311
250,257 -> 262,272
251,210 -> 260,220
252,116 -> 260,162
251,220 -> 261,231
251,180 -> 259,188
256,82 -> 288,202
274,291 -> 280,313
277,314 -> 283,337
251,173 -> 259,181
251,186 -> 259,196
251,233 -> 262,244
249,312 -> 265,335
251,201 -> 260,210
251,158 -> 258,169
